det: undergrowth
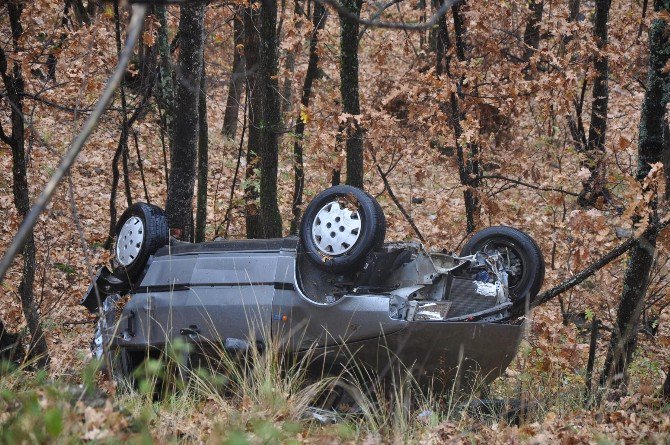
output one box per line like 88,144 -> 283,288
1,333 -> 669,444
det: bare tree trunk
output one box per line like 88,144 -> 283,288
339,0 -> 364,189
156,5 -> 175,156
280,0 -> 303,116
244,2 -> 263,239
568,0 -> 581,22
134,12 -> 159,95
290,3 -> 326,234
522,0 -> 544,61
195,60 -> 208,242
451,2 -> 479,233
222,6 -> 245,139
663,366 -> 670,399
165,2 -> 206,241
0,2 -> 49,368
600,0 -> 670,389
259,0 -> 283,238
579,0 -> 611,207
434,0 -> 450,75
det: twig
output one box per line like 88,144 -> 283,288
62,319 -> 95,326
374,163 -> 426,243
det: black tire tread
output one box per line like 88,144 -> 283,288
113,202 -> 169,284
300,185 -> 386,273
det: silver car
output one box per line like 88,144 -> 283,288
82,185 -> 544,392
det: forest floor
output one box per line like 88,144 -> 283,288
1,2 -> 670,443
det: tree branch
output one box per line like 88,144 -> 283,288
474,174 -> 580,196
532,222 -> 670,308
316,0 -> 461,30
374,162 -> 426,243
358,0 -> 403,40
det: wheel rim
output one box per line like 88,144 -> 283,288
480,240 -> 524,289
311,200 -> 362,256
116,216 -> 144,266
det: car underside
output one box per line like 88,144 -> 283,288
82,185 -> 544,392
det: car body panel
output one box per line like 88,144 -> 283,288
313,320 -> 525,387
90,236 -> 525,385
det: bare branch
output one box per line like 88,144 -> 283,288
532,222 -> 670,309
475,174 -> 580,197
358,0 -> 403,40
316,0 -> 462,31
373,161 -> 426,243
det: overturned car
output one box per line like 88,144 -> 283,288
82,185 -> 544,390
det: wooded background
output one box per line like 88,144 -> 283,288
1,0 -> 670,440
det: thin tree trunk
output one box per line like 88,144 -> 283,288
132,131 -> 150,203
65,0 -> 91,26
663,366 -> 670,399
259,0 -> 283,238
156,5 -> 175,154
195,60 -> 209,242
579,0 -> 611,207
599,0 -> 670,389
244,3 -> 263,239
290,3 -> 326,234
280,0 -> 302,116
568,0 -> 581,22
165,2 -> 206,241
107,3 -> 133,247
122,148 -> 132,207
434,0 -> 450,75
135,13 -> 159,94
0,2 -> 49,368
221,96 -> 248,239
222,6 -> 245,139
522,0 -> 544,61
451,2 -> 479,233
339,0 -> 364,189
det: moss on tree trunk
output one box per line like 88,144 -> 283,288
600,0 -> 670,389
165,2 -> 206,241
259,0 -> 283,238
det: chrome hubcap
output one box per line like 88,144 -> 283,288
116,216 -> 144,266
312,200 -> 361,256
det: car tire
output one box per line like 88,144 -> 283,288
112,202 -> 169,284
300,185 -> 385,274
460,226 -> 545,308
371,195 -> 386,250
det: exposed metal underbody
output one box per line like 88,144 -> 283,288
86,236 -> 524,387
